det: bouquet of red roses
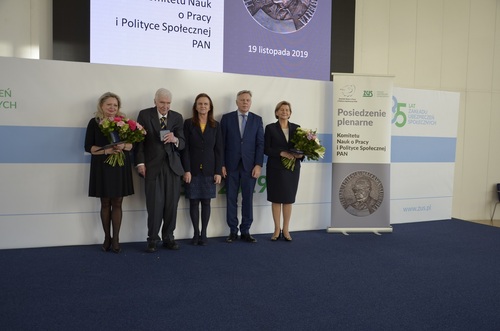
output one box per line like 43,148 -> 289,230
99,116 -> 146,166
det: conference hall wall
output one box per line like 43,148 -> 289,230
1,1 -> 460,249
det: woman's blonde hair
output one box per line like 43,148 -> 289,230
95,92 -> 125,119
274,100 -> 292,119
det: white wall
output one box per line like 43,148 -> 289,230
0,0 -> 52,59
355,0 -> 500,224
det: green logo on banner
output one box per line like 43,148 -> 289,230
392,96 -> 407,127
0,88 -> 17,110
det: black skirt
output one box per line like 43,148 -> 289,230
266,165 -> 300,204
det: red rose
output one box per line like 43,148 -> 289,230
128,119 -> 137,131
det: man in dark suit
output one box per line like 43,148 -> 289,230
135,88 -> 185,252
221,90 -> 264,243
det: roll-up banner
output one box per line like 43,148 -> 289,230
329,74 -> 394,234
390,88 -> 459,223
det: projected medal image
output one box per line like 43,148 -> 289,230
339,171 -> 384,217
244,0 -> 317,33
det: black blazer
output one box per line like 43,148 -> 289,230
134,107 -> 185,178
181,118 -> 223,177
264,121 -> 301,170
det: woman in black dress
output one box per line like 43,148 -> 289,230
84,92 -> 134,253
182,93 -> 223,245
264,101 -> 303,241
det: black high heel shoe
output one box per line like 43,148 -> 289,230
111,238 -> 121,253
271,230 -> 281,241
191,234 -> 200,245
102,237 -> 111,252
282,231 -> 292,242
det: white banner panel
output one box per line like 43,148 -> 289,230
0,56 -> 332,249
329,74 -> 393,233
391,88 -> 460,223
332,75 -> 393,164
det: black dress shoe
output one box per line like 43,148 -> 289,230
191,236 -> 199,246
241,234 -> 257,243
163,241 -> 180,250
146,241 -> 157,253
225,233 -> 238,243
198,239 -> 208,246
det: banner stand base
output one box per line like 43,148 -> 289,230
326,227 -> 393,236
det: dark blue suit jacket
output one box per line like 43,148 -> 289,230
220,110 -> 264,172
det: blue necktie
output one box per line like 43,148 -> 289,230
241,114 -> 247,137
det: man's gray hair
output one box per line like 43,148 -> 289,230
155,88 -> 172,100
236,90 -> 252,98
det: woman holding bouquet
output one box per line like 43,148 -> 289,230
264,101 -> 303,241
84,92 -> 134,253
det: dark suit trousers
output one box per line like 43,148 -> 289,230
145,162 -> 180,243
225,162 -> 256,235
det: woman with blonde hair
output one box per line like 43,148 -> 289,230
264,100 -> 303,241
84,92 -> 134,253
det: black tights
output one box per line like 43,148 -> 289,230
189,199 -> 211,239
100,197 -> 123,244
